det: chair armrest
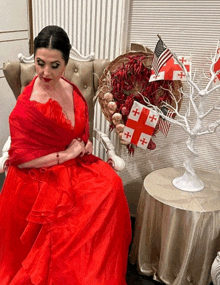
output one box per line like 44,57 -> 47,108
211,252 -> 220,285
93,128 -> 125,172
0,136 -> 11,173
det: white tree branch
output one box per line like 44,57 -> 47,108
197,119 -> 220,135
199,103 -> 220,119
139,92 -> 191,133
149,37 -> 220,191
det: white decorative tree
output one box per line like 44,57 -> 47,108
142,41 -> 220,191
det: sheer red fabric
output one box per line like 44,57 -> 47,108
0,77 -> 131,285
8,77 -> 89,166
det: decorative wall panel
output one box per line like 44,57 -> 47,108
122,0 -> 220,215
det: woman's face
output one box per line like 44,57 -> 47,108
34,48 -> 66,87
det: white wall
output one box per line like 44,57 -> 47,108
0,0 -> 29,188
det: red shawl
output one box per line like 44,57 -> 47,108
9,77 -> 90,166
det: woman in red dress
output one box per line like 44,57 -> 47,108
0,25 -> 131,285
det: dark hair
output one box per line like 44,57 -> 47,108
34,25 -> 71,65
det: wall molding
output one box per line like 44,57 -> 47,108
0,29 -> 28,34
0,38 -> 28,44
0,30 -> 28,42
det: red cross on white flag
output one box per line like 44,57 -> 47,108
212,44 -> 220,86
122,101 -> 159,150
149,56 -> 191,82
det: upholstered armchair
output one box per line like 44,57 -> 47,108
0,48 -> 125,173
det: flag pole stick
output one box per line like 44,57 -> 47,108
157,34 -> 169,48
157,34 -> 162,40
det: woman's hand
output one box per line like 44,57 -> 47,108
65,138 -> 93,158
64,138 -> 86,159
18,138 -> 90,169
85,140 -> 93,155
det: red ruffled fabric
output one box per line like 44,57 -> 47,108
0,77 -> 131,285
33,98 -> 74,131
8,76 -> 89,166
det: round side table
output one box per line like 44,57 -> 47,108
130,167 -> 220,285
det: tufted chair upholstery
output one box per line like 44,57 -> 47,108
3,57 -> 109,141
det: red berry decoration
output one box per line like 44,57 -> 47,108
96,50 -> 182,154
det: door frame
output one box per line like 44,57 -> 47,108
28,0 -> 34,54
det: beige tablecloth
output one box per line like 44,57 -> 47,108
130,167 -> 220,285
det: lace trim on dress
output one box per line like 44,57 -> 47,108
33,98 -> 74,131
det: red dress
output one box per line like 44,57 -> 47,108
0,77 -> 131,285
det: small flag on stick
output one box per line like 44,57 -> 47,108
152,36 -> 173,77
158,107 -> 174,137
211,40 -> 220,86
149,56 -> 191,82
122,101 -> 159,150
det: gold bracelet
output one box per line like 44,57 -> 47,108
56,152 -> 60,165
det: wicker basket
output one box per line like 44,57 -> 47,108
96,50 -> 183,149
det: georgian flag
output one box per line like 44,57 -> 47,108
122,101 -> 159,150
213,48 -> 220,85
149,56 -> 191,82
211,40 -> 220,86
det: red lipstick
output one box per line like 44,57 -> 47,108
43,77 -> 52,82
